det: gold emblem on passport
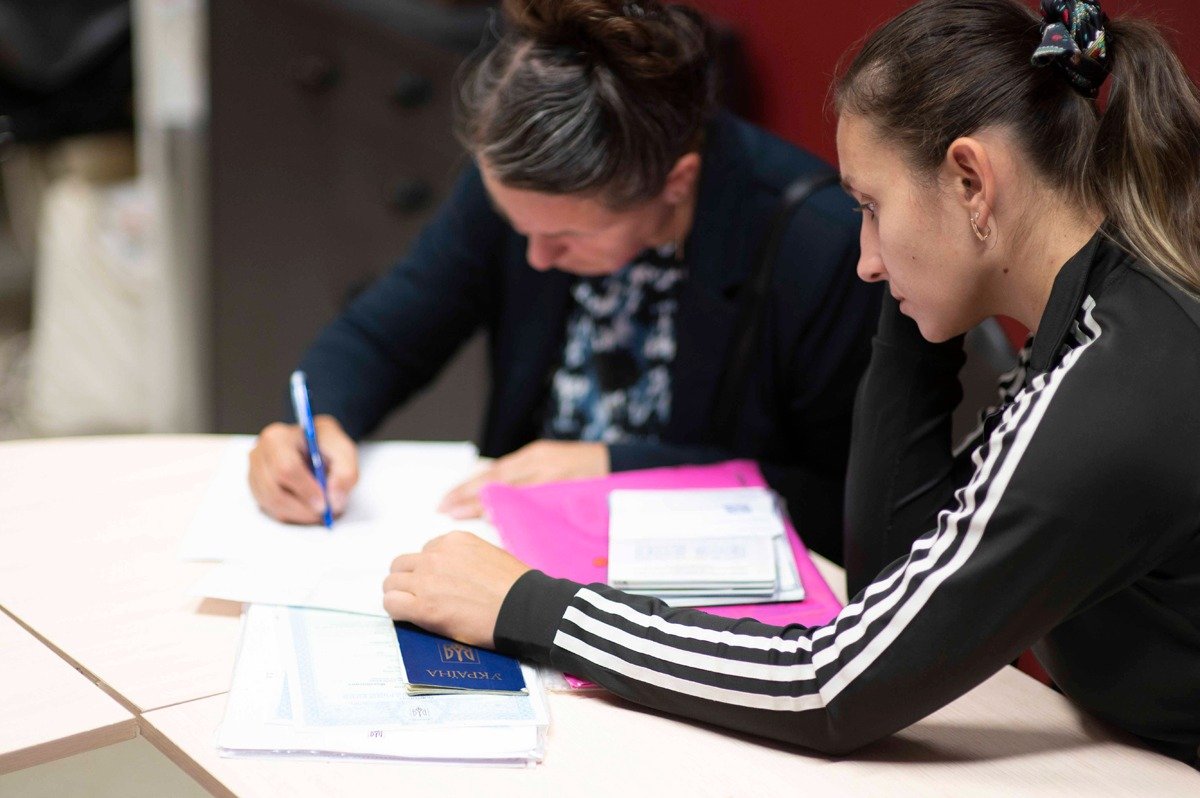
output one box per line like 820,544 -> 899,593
439,642 -> 481,664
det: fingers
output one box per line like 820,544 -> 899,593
438,467 -> 497,518
438,441 -> 611,519
382,567 -> 418,619
448,496 -> 485,519
382,572 -> 434,626
249,423 -> 326,524
389,552 -> 421,573
490,446 -> 539,485
438,480 -> 488,519
383,588 -> 416,620
437,446 -> 543,517
388,532 -> 480,574
379,532 -> 525,645
315,415 -> 358,513
382,570 -> 414,593
253,479 -> 321,524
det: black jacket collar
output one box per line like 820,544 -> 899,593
683,111 -> 757,295
1029,230 -> 1129,373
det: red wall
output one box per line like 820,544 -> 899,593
684,0 -> 1200,163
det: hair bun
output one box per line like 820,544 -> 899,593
502,0 -> 705,82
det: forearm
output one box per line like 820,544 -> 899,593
844,295 -> 966,596
493,570 -> 877,754
493,566 -> 1003,756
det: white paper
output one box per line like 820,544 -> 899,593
189,560 -> 390,617
607,487 -> 805,605
181,437 -> 494,564
610,487 -> 788,540
216,605 -> 546,765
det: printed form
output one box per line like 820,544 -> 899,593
217,605 -> 547,765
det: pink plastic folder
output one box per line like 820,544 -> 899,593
481,460 -> 843,628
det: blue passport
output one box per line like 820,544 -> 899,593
393,623 -> 528,696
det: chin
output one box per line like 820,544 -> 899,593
558,261 -> 622,277
913,316 -> 962,344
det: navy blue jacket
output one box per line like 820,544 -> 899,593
298,112 -> 881,560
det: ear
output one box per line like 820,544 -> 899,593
943,137 -> 996,232
661,152 -> 702,205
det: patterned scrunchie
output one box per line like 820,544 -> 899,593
1031,0 -> 1111,98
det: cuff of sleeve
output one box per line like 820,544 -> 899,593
608,442 -> 727,472
607,442 -> 654,472
492,569 -> 583,663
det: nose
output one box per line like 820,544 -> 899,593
855,216 -> 886,284
526,235 -> 564,272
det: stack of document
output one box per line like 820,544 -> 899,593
482,460 -> 843,627
184,440 -> 552,764
607,487 -> 805,606
218,605 -> 548,766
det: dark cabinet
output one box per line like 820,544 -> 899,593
208,0 -> 492,438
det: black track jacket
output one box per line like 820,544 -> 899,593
492,232 -> 1200,768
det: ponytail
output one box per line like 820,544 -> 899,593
1092,18 -> 1200,294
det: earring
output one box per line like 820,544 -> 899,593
970,212 -> 991,242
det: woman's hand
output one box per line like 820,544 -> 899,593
437,440 -> 609,519
248,414 -> 359,523
382,531 -> 531,648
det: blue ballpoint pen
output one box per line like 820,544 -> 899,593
290,370 -> 334,529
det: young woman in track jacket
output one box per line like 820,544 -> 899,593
380,0 -> 1200,768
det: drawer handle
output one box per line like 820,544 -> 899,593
392,72 -> 433,109
390,179 -> 433,214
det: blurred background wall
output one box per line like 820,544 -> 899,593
0,0 -> 1196,443
684,0 -> 1200,164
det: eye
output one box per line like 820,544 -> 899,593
851,201 -> 878,220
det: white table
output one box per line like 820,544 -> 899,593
140,666 -> 1197,798
1,436 -> 1197,796
0,610 -> 136,774
0,436 -> 242,713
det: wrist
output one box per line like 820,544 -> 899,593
493,570 -> 583,662
594,442 -> 611,475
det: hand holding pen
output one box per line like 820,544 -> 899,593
247,374 -> 360,525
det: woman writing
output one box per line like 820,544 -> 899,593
247,0 -> 878,562
382,0 -> 1200,766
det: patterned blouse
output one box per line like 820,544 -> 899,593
543,246 -> 685,444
